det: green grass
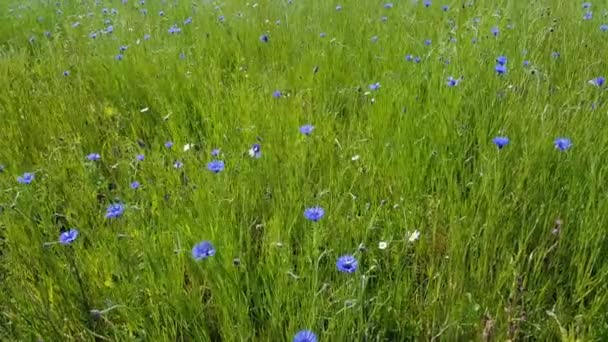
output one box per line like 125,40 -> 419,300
1,0 -> 608,340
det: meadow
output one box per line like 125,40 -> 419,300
1,0 -> 608,341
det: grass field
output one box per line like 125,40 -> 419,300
1,0 -> 608,341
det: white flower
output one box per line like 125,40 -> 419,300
183,143 -> 194,152
408,230 -> 420,243
378,241 -> 388,250
351,154 -> 360,161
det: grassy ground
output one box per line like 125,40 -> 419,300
1,0 -> 608,341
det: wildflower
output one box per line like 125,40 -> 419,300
554,138 -> 572,151
259,34 -> 269,43
144,34 -> 151,40
165,141 -> 173,149
336,254 -> 358,273
601,24 -> 608,32
71,22 -> 80,28
304,207 -> 325,222
583,2 -> 591,9
588,76 -> 605,87
378,241 -> 388,250
111,8 -> 118,15
90,32 -> 98,39
446,76 -> 460,87
584,11 -> 592,20
105,25 -> 113,33
335,5 -> 342,11
173,160 -> 184,169
179,52 -> 185,60
300,124 -> 315,136
495,64 -> 507,75
424,39 -> 432,46
414,56 -> 421,63
272,90 -> 282,98
17,172 -> 35,184
371,35 -> 379,43
424,0 -> 431,7
192,241 -> 216,260
293,330 -> 318,342
59,229 -> 79,245
248,143 -> 262,158
119,45 -> 128,52
552,51 -> 560,59
168,24 -> 181,34
63,70 -> 70,77
408,230 -> 420,242
116,54 -> 123,61
369,82 -> 381,91
141,8 -> 147,15
218,15 -> 225,22
105,203 -> 125,219
442,5 -> 449,11
211,148 -> 220,157
159,10 -> 164,16
496,56 -> 507,65
381,16 -> 388,22
136,154 -> 145,161
87,153 -> 101,161
207,160 -> 225,173
523,60 -> 530,67
491,26 -> 499,36
405,54 -> 414,61
492,136 -> 510,149
0,164 -> 4,173
130,181 -> 140,189
184,17 -> 192,25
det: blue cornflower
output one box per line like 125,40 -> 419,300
495,64 -> 507,75
90,32 -> 98,39
17,172 -> 35,184
442,5 -> 449,11
174,160 -> 184,169
381,16 -> 388,22
584,12 -> 592,20
159,10 -> 164,16
59,229 -> 79,245
165,141 -> 173,149
144,34 -> 151,40
102,8 -> 109,14
141,8 -> 147,15
319,32 -> 326,37
211,148 -> 221,157
0,164 -> 5,173
552,51 -> 560,59
300,124 -> 315,136
369,82 -> 381,91
104,19 -> 112,25
260,34 -> 269,43
293,330 -> 318,342
601,24 -> 608,32
554,138 -> 572,151
424,39 -> 432,46
168,24 -> 181,34
105,203 -> 125,219
207,160 -> 225,173
71,22 -> 80,28
111,8 -> 118,15
371,35 -> 379,43
184,17 -> 192,25
588,76 -> 605,87
496,56 -> 507,65
405,54 -> 414,61
583,2 -> 591,9
63,70 -> 70,77
446,76 -> 460,87
136,154 -> 145,161
272,90 -> 282,98
218,15 -> 225,22
304,207 -> 325,222
491,26 -> 500,36
336,254 -> 358,273
104,25 -> 113,34
523,60 -> 530,67
384,3 -> 393,9
116,54 -> 123,61
119,45 -> 128,52
248,144 -> 262,158
179,52 -> 185,60
471,38 -> 477,44
192,241 -> 216,260
423,0 -> 431,7
413,56 -> 421,63
492,136 -> 510,149
130,181 -> 140,189
87,153 -> 101,161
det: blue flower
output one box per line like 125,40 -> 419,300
583,2 -> 591,9
0,164 -> 5,173
116,54 -> 123,61
413,56 -> 421,63
174,160 -> 184,169
552,51 -> 560,59
496,56 -> 507,65
87,153 -> 101,161
207,160 -> 225,173
130,181 -> 140,189
584,11 -> 592,20
600,24 -> 608,32
371,35 -> 379,43
158,10 -> 165,16
144,34 -> 151,40
442,5 -> 449,11
336,254 -> 358,273
369,82 -> 381,91
248,144 -> 262,158
383,3 -> 393,9
105,203 -> 125,219
260,34 -> 269,43
90,32 -> 98,39
293,330 -> 318,342
491,26 -> 500,36
179,52 -> 185,60
588,76 -> 605,87
211,148 -> 221,157
446,76 -> 460,87
17,172 -> 35,184
495,64 -> 507,75
523,60 -> 530,67
405,54 -> 414,61
141,8 -> 147,15
319,32 -> 326,37
105,25 -> 113,33
119,45 -> 128,52
71,21 -> 80,28
272,90 -> 282,98
168,24 -> 181,34
423,0 -> 431,7
424,39 -> 431,46
59,229 -> 79,245
492,136 -> 510,149
554,138 -> 572,151
304,207 -> 325,222
63,70 -> 70,77
184,17 -> 192,25
300,124 -> 315,136
136,154 -> 145,161
165,141 -> 173,149
192,241 -> 216,260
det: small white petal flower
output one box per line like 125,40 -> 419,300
408,230 -> 420,243
378,241 -> 388,250
351,154 -> 360,161
183,143 -> 194,152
